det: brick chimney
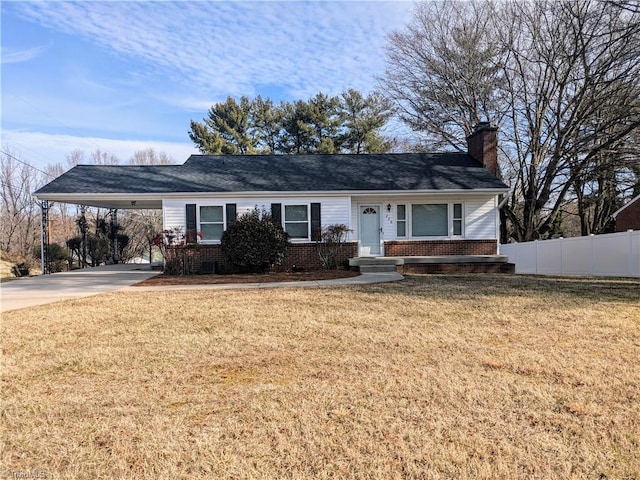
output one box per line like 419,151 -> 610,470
467,122 -> 498,177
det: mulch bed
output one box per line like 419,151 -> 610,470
135,269 -> 359,286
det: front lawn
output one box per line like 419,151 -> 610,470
1,275 -> 638,479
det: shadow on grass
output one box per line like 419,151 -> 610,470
353,274 -> 640,304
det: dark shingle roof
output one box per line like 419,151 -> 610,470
36,153 -> 508,196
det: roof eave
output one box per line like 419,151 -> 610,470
36,187 -> 509,203
162,188 -> 510,197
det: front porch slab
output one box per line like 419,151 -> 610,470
349,255 -> 515,274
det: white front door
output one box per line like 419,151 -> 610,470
359,205 -> 381,256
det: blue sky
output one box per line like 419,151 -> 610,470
1,0 -> 415,170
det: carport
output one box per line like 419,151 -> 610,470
34,164 -> 176,274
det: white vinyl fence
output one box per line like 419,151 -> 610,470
500,230 -> 640,277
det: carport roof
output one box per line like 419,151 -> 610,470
35,153 -> 509,209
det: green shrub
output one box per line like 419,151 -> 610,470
221,208 -> 289,273
33,243 -> 69,273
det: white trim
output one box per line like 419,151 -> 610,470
35,188 -> 509,203
452,202 -> 464,237
196,203 -> 226,244
406,201 -> 464,240
282,203 -> 311,240
358,203 -> 383,256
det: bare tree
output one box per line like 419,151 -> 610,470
0,148 -> 43,260
382,0 -> 640,240
43,162 -> 77,254
381,0 -> 506,151
499,0 -> 640,240
122,210 -> 162,262
120,148 -> 173,261
66,149 -> 85,167
129,148 -> 175,165
91,149 -> 120,165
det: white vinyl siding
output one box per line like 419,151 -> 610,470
163,195 -> 498,243
163,199 -> 187,233
162,196 -> 351,241
464,198 -> 496,239
350,195 -> 499,241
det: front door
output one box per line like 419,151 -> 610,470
359,205 -> 381,256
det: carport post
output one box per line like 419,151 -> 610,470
40,200 -> 50,275
80,205 -> 87,268
110,208 -> 119,264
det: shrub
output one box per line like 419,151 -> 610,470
221,208 -> 289,273
316,224 -> 352,270
33,243 -> 69,273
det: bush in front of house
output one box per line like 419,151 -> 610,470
316,224 -> 352,270
221,208 -> 289,273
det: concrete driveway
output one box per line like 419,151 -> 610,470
1,265 -> 404,314
0,264 -> 161,313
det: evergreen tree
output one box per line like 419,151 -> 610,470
307,93 -> 342,153
279,100 -> 316,154
252,96 -> 284,154
188,91 -> 394,155
340,89 -> 394,153
189,96 -> 256,154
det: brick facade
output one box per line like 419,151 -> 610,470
165,242 -> 358,274
384,240 -> 498,256
466,122 -> 498,176
399,262 -> 514,274
278,242 -> 358,271
615,196 -> 640,232
165,239 -> 498,274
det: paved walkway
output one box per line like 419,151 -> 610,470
1,264 -> 403,313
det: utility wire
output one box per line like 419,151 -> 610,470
0,149 -> 55,178
3,137 -> 64,169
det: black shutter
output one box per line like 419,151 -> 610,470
226,203 -> 237,227
185,204 -> 197,243
271,203 -> 282,225
311,202 -> 321,241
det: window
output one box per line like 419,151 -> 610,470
453,203 -> 463,236
397,205 -> 406,237
199,206 -> 224,241
284,205 -> 308,238
411,204 -> 448,236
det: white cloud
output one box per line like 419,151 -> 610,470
1,43 -> 51,64
3,1 -> 415,162
2,131 -> 198,170
10,1 -> 414,100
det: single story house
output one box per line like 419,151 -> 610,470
35,123 -> 512,273
612,193 -> 640,232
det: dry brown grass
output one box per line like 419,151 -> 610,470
0,258 -> 15,280
1,274 -> 639,479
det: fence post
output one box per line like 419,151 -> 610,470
628,230 -> 633,277
590,234 -> 595,275
559,237 -> 563,275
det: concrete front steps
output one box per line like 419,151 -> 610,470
349,255 -> 515,274
349,257 -> 400,273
